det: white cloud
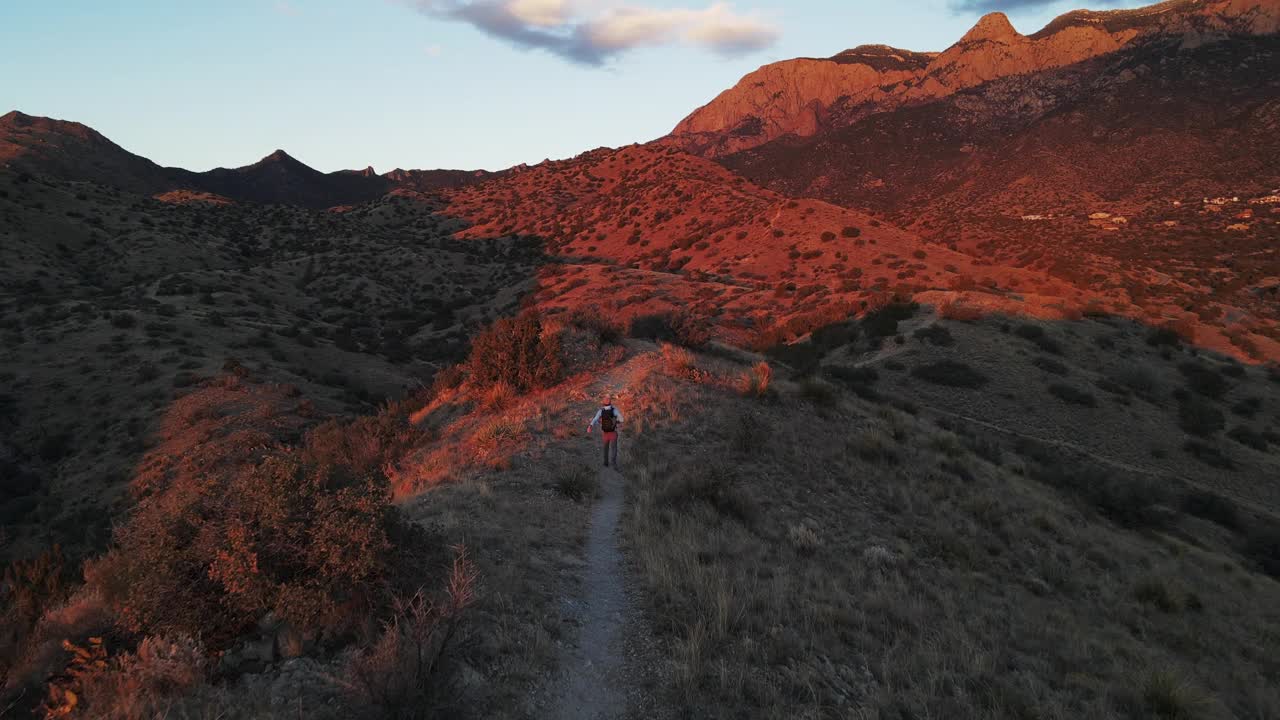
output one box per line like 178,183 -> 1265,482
406,0 -> 779,66
424,43 -> 444,56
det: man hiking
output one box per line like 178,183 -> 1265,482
587,396 -> 624,468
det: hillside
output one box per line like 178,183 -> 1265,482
0,111 -> 490,209
666,0 -> 1280,156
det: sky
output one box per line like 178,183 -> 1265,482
2,0 -> 1145,173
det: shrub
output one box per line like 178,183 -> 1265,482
825,365 -> 880,401
1133,578 -> 1181,612
628,311 -> 710,348
556,466 -> 599,502
92,417 -> 403,650
1113,366 -> 1160,401
731,412 -> 768,455
1145,327 -> 1181,348
840,226 -> 861,238
912,325 -> 954,346
660,343 -> 696,375
1179,489 -> 1239,530
861,301 -> 918,338
739,361 -> 772,398
657,466 -> 757,526
1030,458 -> 1168,529
1014,323 -> 1062,354
1048,383 -> 1096,407
466,311 -> 562,393
1177,396 -> 1224,437
1178,361 -> 1228,399
1,545 -> 72,680
567,308 -> 623,345
1033,357 -> 1068,375
799,378 -> 836,406
1226,425 -> 1267,451
344,548 -> 477,718
46,635 -> 209,719
911,360 -> 988,388
1182,440 -> 1234,470
1243,520 -> 1280,578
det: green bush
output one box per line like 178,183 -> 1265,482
555,466 -> 599,502
466,311 -> 562,392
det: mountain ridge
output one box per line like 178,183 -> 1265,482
0,111 -> 490,208
666,0 -> 1280,157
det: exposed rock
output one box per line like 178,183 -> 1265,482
667,0 -> 1280,157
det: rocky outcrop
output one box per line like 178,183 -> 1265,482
667,0 -> 1280,156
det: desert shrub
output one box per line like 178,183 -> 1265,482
840,226 -> 861,238
1179,489 -> 1239,530
739,361 -> 772,398
660,343 -> 696,375
1243,520 -> 1280,578
466,311 -> 562,393
1226,425 -> 1267,451
1,545 -> 73,680
657,465 -> 757,526
1114,669 -> 1213,720
1182,440 -> 1234,470
824,365 -> 880,401
1048,383 -> 1096,407
344,548 -> 476,719
92,420 -> 403,650
1014,323 -> 1062,354
628,310 -> 710,348
1145,327 -> 1182,348
912,324 -> 954,346
567,308 -> 623,345
430,365 -> 465,395
1177,396 -> 1224,437
1230,396 -> 1261,417
1113,366 -> 1161,401
799,378 -> 836,406
556,466 -> 599,502
1033,357 -> 1068,375
1030,457 -> 1169,528
851,431 -> 899,465
911,360 -> 988,388
731,412 -> 768,455
1133,578 -> 1181,613
1178,361 -> 1228,399
861,301 -> 917,338
46,635 -> 209,719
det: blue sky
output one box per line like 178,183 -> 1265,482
2,0 -> 1142,173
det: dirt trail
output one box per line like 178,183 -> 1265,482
545,465 -> 630,719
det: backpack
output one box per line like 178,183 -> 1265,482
600,407 -> 617,432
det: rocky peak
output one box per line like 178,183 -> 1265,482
959,12 -> 1021,44
667,0 -> 1280,158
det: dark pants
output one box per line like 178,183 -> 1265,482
602,431 -> 618,467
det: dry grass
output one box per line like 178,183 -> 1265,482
621,353 -> 1280,719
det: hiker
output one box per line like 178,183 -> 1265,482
586,396 -> 624,468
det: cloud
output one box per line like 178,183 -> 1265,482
949,0 -> 1128,15
406,0 -> 779,66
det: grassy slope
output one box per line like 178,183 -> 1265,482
621,317 -> 1280,719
